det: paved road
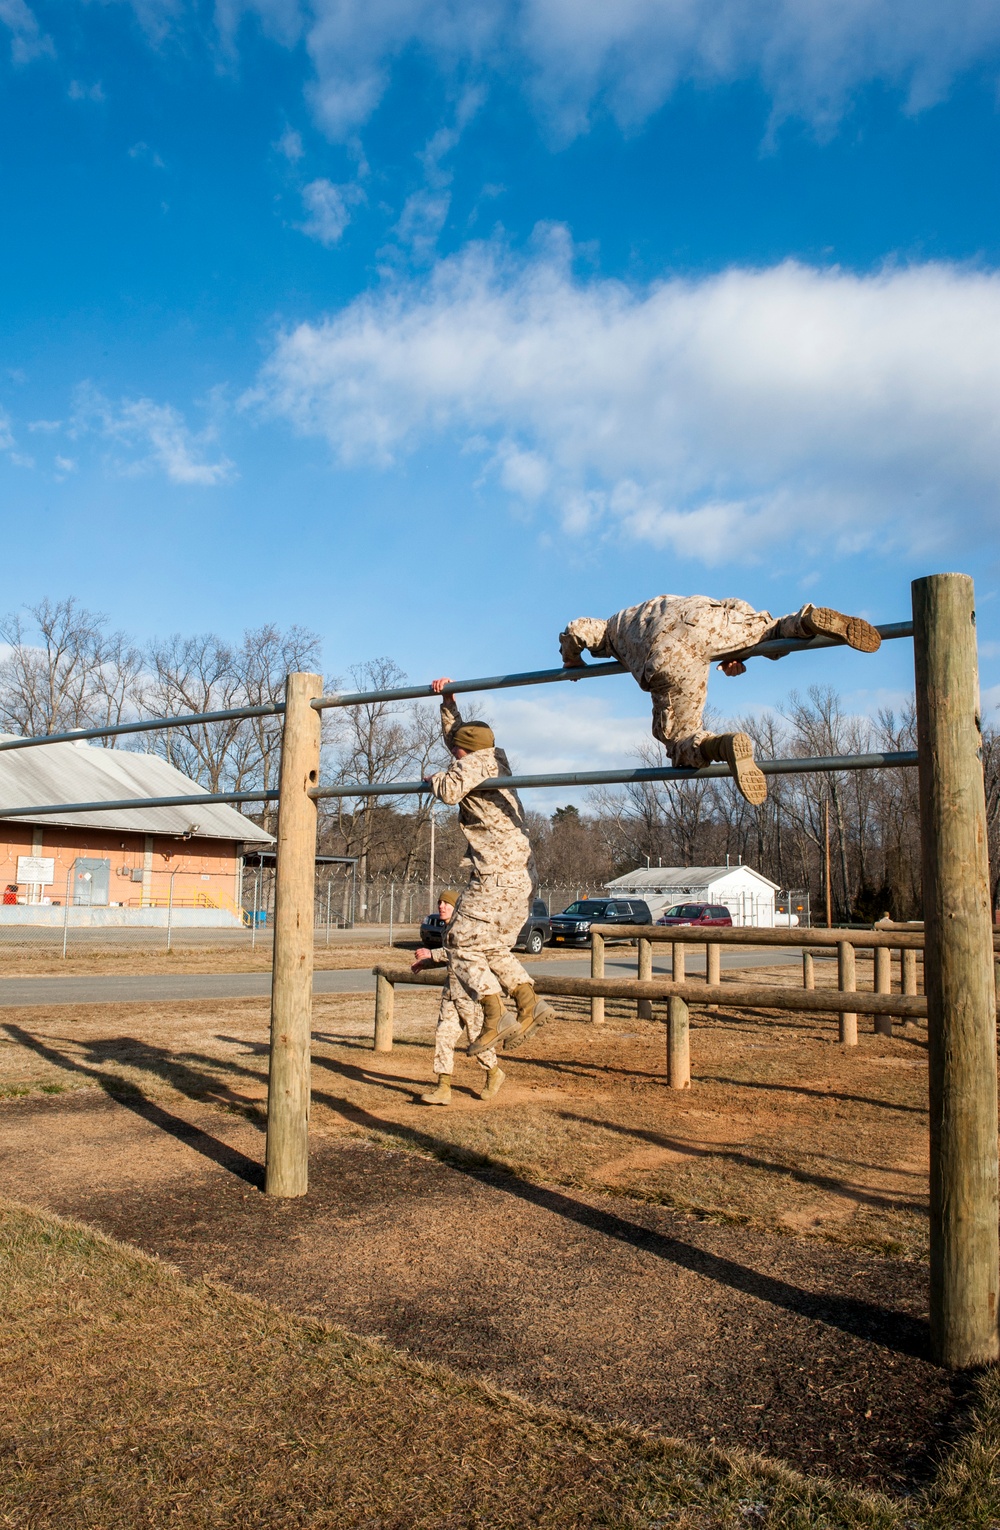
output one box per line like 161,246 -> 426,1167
0,948 -> 827,1008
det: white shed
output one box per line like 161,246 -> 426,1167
604,864 -> 782,927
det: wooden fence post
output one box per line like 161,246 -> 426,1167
672,942 -> 686,983
837,940 -> 857,1045
637,937 -> 653,1020
590,932 -> 605,1024
374,973 -> 395,1052
802,951 -> 815,990
265,671 -> 322,1199
874,945 -> 893,1037
914,572 -> 999,1368
902,946 -> 918,996
667,996 -> 690,1089
706,942 -> 720,1011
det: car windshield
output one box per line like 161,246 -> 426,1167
562,901 -> 609,916
664,904 -> 706,918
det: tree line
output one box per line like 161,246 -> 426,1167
2,597 -> 999,919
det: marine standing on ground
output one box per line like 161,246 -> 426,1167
411,890 -> 506,1106
421,679 -> 553,1057
559,598 -> 881,804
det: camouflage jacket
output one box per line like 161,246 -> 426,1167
425,697 -> 533,877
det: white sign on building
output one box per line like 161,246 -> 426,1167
17,856 -> 55,886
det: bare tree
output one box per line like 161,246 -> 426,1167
0,597 -> 143,741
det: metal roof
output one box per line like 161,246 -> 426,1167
605,865 -> 780,892
0,737 -> 273,842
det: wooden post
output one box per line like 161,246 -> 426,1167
374,973 -> 395,1052
265,671 -> 322,1199
637,937 -> 653,1020
802,951 -> 815,990
837,940 -> 857,1046
667,996 -> 690,1089
706,942 -> 720,1011
672,942 -> 686,983
874,945 -> 893,1037
590,931 -> 605,1024
914,572 -> 999,1369
902,946 -> 918,996
824,800 -> 833,927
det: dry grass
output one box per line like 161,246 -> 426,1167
0,1197 -> 953,1529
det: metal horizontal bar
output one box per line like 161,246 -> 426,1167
0,618 -> 911,752
310,750 -> 919,802
0,702 -> 285,753
0,788 -> 279,820
312,620 -> 912,711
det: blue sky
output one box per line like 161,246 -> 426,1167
2,1 -> 1000,778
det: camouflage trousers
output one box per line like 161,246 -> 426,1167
445,869 -> 534,1002
651,603 -> 816,767
433,968 -> 497,1075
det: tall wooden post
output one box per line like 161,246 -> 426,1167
590,932 -> 605,1024
672,942 -> 686,983
837,940 -> 857,1046
914,573 -> 999,1368
874,946 -> 892,1037
802,951 -> 815,990
902,946 -> 918,996
265,672 -> 323,1199
637,937 -> 653,1020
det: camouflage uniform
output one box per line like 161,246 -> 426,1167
560,596 -> 818,767
425,697 -> 536,1003
426,946 -> 497,1074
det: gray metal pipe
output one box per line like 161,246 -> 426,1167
310,750 -> 918,802
0,619 -> 912,752
0,748 -> 917,820
311,621 -> 914,711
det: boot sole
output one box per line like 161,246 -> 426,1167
468,1018 -> 518,1056
725,732 -> 767,807
419,1096 -> 451,1106
808,607 -> 881,653
503,1002 -> 554,1051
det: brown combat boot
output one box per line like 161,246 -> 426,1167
699,732 -> 767,806
802,607 -> 881,653
468,992 -> 516,1056
420,1074 -> 452,1106
479,1065 -> 506,1100
503,982 -> 555,1050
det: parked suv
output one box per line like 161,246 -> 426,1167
420,898 -> 551,954
549,898 -> 652,946
657,903 -> 733,927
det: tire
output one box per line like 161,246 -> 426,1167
525,928 -> 544,955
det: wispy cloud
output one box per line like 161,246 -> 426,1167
299,177 -> 364,245
221,0 -> 1000,141
68,79 -> 104,102
0,0 -> 52,62
256,233 -> 1000,562
72,385 -> 236,486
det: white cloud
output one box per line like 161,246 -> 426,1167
68,79 -> 104,101
222,0 -> 1000,140
0,409 -> 13,452
0,0 -> 52,62
276,125 -> 305,160
73,386 -> 236,486
299,177 -> 364,245
256,236 -> 1000,561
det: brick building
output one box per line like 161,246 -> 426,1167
0,737 -> 272,926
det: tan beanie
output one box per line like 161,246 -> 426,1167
451,721 -> 495,751
438,889 -> 460,910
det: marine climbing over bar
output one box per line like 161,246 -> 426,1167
411,889 -> 507,1106
559,597 -> 881,805
421,680 -> 554,1055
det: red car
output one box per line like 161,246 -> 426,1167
657,902 -> 733,927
